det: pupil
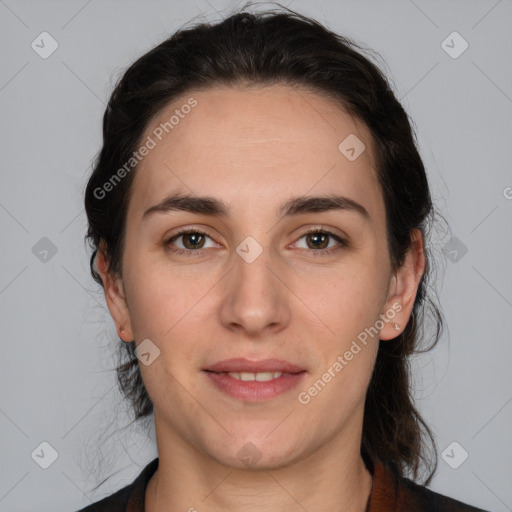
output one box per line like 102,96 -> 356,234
310,233 -> 327,249
186,233 -> 202,248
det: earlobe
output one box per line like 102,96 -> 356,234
96,245 -> 134,342
380,229 -> 426,341
117,326 -> 131,342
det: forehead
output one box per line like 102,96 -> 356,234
128,84 -> 383,223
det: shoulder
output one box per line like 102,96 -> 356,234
400,475 -> 492,512
74,458 -> 159,512
75,484 -> 131,512
371,459 -> 492,512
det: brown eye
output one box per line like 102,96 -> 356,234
295,228 -> 348,255
164,229 -> 215,256
305,232 -> 329,250
180,232 -> 206,249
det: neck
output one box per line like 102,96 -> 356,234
146,415 -> 373,512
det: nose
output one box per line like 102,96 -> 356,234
219,244 -> 291,337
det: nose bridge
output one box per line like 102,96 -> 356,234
236,239 -> 272,289
220,233 -> 289,334
232,236 -> 276,305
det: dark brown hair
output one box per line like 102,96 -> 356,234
84,2 -> 444,485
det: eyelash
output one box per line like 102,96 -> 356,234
164,227 -> 348,257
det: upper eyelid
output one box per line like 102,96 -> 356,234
167,227 -> 346,248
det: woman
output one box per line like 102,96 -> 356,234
79,5 -> 490,512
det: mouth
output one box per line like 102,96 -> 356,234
203,358 -> 307,401
203,357 -> 305,374
209,370 -> 289,381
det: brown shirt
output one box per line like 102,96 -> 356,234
76,457 -> 491,512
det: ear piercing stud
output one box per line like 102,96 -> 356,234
393,323 -> 400,331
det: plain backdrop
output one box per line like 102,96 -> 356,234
0,1 -> 511,511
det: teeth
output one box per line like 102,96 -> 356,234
228,371 -> 283,381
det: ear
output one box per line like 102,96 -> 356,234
96,242 -> 134,342
379,228 -> 426,341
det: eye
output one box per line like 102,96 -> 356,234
164,226 -> 348,257
293,227 -> 348,255
164,229 -> 217,256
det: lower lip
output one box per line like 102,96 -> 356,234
204,371 -> 307,401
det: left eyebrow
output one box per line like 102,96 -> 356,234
142,193 -> 371,223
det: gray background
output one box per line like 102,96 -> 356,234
1,0 -> 511,511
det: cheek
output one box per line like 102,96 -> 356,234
300,265 -> 385,335
123,256 -> 194,337
123,262 -> 211,378
293,264 -> 385,402
295,336 -> 378,448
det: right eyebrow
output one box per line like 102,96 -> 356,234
142,193 -> 229,220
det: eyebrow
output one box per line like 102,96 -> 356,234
142,193 -> 371,223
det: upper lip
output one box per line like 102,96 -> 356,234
204,358 -> 305,373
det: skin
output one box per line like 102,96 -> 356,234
97,84 -> 425,512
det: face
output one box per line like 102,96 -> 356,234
99,84 -> 424,470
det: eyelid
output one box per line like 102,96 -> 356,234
164,225 -> 348,255
290,226 -> 348,252
292,225 -> 347,243
165,227 -> 218,251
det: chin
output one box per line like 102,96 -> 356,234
206,434 -> 302,471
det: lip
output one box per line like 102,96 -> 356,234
204,371 -> 306,401
203,358 -> 305,373
203,358 -> 307,402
